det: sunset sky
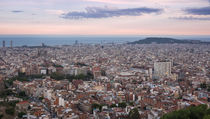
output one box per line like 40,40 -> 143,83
0,0 -> 210,35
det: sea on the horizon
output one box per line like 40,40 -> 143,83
0,35 -> 210,47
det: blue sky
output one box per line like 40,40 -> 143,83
0,0 -> 210,35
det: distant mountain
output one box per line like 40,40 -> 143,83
128,37 -> 210,44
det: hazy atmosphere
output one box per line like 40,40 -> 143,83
1,1 -> 210,119
0,0 -> 210,35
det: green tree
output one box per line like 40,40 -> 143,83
18,91 -> 26,97
200,83 -> 207,89
189,104 -> 207,119
18,112 -> 26,118
101,70 -> 106,76
207,86 -> 210,92
129,102 -> 134,106
206,108 -> 210,115
161,109 -> 191,119
28,106 -> 31,110
161,104 -> 209,119
5,108 -> 15,115
118,102 -> 127,108
39,97 -> 44,101
92,103 -> 101,109
110,104 -> 117,108
0,114 -> 3,119
75,74 -> 86,80
128,108 -> 140,119
8,101 -> 19,107
50,73 -> 65,80
203,115 -> 210,119
91,103 -> 102,111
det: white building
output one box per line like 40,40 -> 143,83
44,89 -> 52,100
40,69 -> 47,75
154,61 -> 171,79
59,97 -> 65,107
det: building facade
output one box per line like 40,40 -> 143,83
154,61 -> 171,79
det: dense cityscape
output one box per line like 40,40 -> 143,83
0,40 -> 210,119
1,0 -> 210,118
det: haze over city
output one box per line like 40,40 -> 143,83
0,0 -> 210,119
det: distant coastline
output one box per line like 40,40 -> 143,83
0,35 -> 210,47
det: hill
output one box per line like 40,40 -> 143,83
161,104 -> 210,119
128,37 -> 210,44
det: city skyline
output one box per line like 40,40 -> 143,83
0,0 -> 210,35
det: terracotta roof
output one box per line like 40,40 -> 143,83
17,100 -> 29,105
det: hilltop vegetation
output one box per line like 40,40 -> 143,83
128,37 -> 210,44
161,104 -> 210,119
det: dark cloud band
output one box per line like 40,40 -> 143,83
62,6 -> 163,19
170,16 -> 210,21
185,7 -> 210,15
11,10 -> 24,13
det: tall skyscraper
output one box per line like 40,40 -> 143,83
10,40 -> 13,48
154,61 -> 171,79
42,43 -> 45,47
75,40 -> 78,45
2,41 -> 5,48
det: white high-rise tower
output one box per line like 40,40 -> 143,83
154,61 -> 171,79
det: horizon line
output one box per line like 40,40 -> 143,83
0,34 -> 210,36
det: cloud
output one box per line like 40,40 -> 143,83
84,0 -> 207,5
170,16 -> 210,20
84,0 -> 141,4
11,10 -> 24,13
185,6 -> 210,15
62,6 -> 163,19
